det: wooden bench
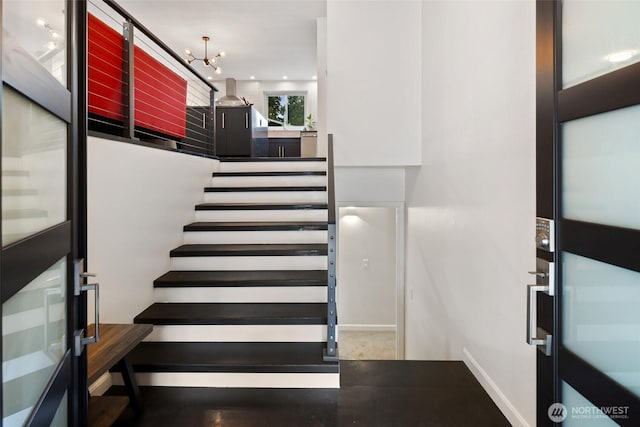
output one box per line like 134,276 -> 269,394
87,323 -> 153,427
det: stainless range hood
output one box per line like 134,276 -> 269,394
215,78 -> 248,107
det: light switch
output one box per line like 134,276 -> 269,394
362,258 -> 369,269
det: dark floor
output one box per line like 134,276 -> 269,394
111,361 -> 511,427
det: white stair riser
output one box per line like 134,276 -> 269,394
203,191 -> 327,204
144,324 -> 328,342
155,286 -> 327,303
2,195 -> 39,210
194,209 -> 328,222
170,255 -> 327,271
211,176 -> 326,187
219,161 -> 326,173
2,303 -> 65,336
112,372 -> 340,389
183,230 -> 327,245
3,158 -> 25,170
2,176 -> 30,189
3,218 -> 50,236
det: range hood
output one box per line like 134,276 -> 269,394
215,78 -> 248,107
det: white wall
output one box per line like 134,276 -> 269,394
326,0 -> 421,167
338,207 -> 397,328
213,80 -> 318,126
335,167 -> 405,203
87,137 -> 217,323
317,17 -> 328,157
404,1 -> 536,426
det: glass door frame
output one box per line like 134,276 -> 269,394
536,0 -> 640,425
0,0 -> 88,425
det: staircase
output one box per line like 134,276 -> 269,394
119,157 -> 340,388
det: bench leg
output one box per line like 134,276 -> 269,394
118,356 -> 143,414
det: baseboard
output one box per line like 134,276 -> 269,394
88,372 -> 113,397
462,348 -> 530,427
338,324 -> 396,332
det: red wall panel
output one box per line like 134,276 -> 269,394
87,13 -> 187,139
88,13 -> 124,122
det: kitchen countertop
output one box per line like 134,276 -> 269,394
268,130 -> 300,138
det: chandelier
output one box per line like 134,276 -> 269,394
185,36 -> 225,74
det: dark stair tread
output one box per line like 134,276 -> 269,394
204,186 -> 326,192
116,342 -> 338,373
170,243 -> 328,257
213,171 -> 326,177
2,209 -> 48,219
195,202 -> 328,211
183,221 -> 328,232
134,302 -> 327,325
154,270 -> 328,288
221,157 -> 326,162
3,189 -> 38,196
2,170 -> 29,176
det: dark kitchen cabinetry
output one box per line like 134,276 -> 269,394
268,138 -> 301,157
215,106 -> 268,157
184,106 -> 214,155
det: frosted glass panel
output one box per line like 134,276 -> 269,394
563,253 -> 640,398
562,382 -> 622,426
2,0 -> 67,84
50,393 -> 68,427
2,86 -> 67,246
563,0 -> 640,88
562,104 -> 640,229
2,258 -> 67,425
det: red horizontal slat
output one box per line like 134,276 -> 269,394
88,13 -> 188,139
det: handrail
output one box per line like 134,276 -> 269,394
324,134 -> 338,361
101,0 -> 217,91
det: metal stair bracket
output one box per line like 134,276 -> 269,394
74,259 -> 100,356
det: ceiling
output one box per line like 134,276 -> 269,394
116,0 -> 326,82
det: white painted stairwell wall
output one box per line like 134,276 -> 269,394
405,1 -> 536,426
87,136 -> 218,323
327,0 -> 537,425
327,0 -> 422,167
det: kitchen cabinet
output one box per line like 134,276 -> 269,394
300,131 -> 318,157
268,138 -> 301,157
215,106 -> 268,157
183,106 -> 213,155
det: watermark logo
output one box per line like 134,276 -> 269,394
548,403 -> 630,423
548,403 -> 568,423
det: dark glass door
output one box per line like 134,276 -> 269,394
536,0 -> 640,425
1,1 -> 87,425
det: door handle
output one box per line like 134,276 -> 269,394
245,112 -> 249,128
202,112 -> 206,129
527,284 -> 552,356
74,260 -> 100,356
222,113 -> 225,129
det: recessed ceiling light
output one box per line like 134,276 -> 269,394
36,18 -> 46,27
46,41 -> 56,50
207,76 -> 213,81
250,76 -> 255,80
283,76 -> 288,80
312,75 -> 317,80
607,50 -> 637,63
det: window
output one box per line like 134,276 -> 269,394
266,93 -> 305,128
